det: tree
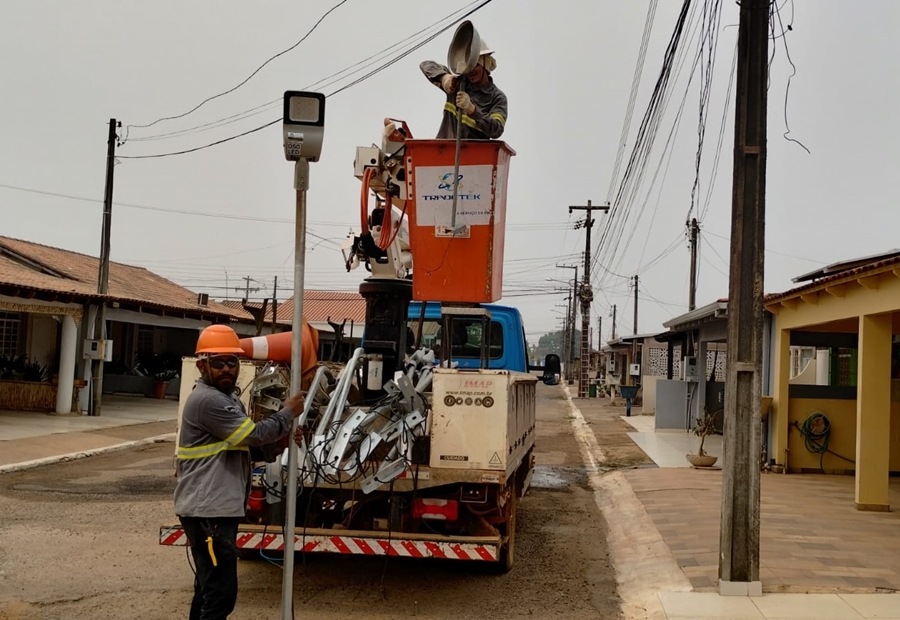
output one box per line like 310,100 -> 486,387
531,329 -> 582,364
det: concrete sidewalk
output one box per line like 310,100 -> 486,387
0,395 -> 177,471
562,385 -> 900,619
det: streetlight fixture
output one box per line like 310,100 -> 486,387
280,90 -> 325,620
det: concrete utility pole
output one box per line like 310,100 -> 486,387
556,264 -> 578,382
237,275 -> 260,299
632,275 -> 639,335
688,217 -> 700,311
92,118 -> 119,417
718,0 -> 768,596
270,276 -> 279,333
568,200 -> 610,397
631,275 -> 639,387
556,299 -> 570,372
611,304 -> 617,340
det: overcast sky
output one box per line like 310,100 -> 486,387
2,0 -> 899,344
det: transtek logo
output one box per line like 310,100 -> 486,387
424,173 -> 481,202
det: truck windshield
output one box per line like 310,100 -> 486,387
408,319 -> 504,360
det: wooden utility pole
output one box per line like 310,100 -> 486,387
611,304 -> 617,340
718,0 -> 768,595
92,118 -> 119,417
568,200 -> 610,397
688,217 -> 700,311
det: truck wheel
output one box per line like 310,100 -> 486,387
493,475 -> 517,573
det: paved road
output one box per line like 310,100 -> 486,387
0,384 -> 624,620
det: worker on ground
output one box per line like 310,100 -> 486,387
174,324 -> 305,620
420,39 -> 507,140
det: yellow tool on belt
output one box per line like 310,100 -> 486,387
206,536 -> 218,567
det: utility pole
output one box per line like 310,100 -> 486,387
632,275 -> 639,335
611,304 -> 617,340
270,276 -> 279,333
556,264 -> 578,383
92,118 -> 119,417
556,299 -> 570,374
237,275 -> 260,299
631,275 -> 639,388
718,0 -> 768,596
568,200 -> 610,397
688,218 -> 700,311
597,315 -> 603,379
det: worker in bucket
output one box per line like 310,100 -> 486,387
174,324 -> 305,620
420,39 -> 507,140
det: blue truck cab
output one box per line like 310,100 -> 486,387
407,302 -> 530,373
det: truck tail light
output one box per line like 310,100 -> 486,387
412,498 -> 459,521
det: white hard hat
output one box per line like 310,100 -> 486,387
479,39 -> 496,71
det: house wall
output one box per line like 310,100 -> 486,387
25,314 -> 58,368
786,396 -> 900,474
655,379 -> 690,429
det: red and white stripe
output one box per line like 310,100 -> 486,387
159,527 -> 498,561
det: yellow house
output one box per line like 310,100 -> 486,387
766,250 -> 900,512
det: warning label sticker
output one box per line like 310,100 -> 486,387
489,452 -> 502,466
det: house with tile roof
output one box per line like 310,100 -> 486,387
634,248 -> 900,509
0,236 -> 244,413
764,248 -> 900,511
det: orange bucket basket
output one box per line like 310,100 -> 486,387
402,139 -> 515,304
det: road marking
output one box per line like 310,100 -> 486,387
561,385 -> 690,620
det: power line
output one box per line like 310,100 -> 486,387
597,2 -> 707,286
120,0 -> 495,160
606,0 -> 659,203
127,0 -> 350,132
127,1 -> 486,144
0,181 -> 343,245
772,0 -> 810,154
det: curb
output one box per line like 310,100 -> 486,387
561,384 -> 690,620
0,433 -> 176,475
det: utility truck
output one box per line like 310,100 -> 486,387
160,23 -> 536,570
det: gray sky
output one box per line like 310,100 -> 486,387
2,1 -> 899,344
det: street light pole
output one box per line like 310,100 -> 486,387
280,90 -> 325,620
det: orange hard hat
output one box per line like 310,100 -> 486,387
195,324 -> 245,355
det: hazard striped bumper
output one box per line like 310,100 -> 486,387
159,524 -> 501,562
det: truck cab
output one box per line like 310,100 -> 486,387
407,302 -> 529,373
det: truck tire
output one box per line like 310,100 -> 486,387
493,473 -> 517,573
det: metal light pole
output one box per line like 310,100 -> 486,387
280,90 -> 325,620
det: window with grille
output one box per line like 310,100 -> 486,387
0,312 -> 21,357
137,325 -> 154,355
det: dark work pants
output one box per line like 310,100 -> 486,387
179,516 -> 240,620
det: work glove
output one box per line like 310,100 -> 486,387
456,91 -> 476,116
440,74 -> 456,94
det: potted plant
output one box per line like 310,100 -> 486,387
686,408 -> 719,467
152,369 -> 178,400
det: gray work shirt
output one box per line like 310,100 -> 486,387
174,380 -> 294,518
419,61 -> 508,140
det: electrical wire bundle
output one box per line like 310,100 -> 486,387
278,348 -> 435,496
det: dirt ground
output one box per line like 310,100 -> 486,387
0,384 -> 624,620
